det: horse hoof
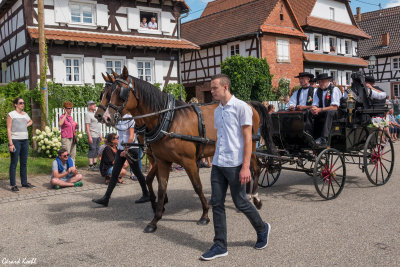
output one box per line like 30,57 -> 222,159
197,218 -> 210,225
253,199 -> 262,210
143,224 -> 157,233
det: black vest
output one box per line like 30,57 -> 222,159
317,84 -> 334,108
296,86 -> 315,106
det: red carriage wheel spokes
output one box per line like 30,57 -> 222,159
363,130 -> 394,186
313,148 -> 346,200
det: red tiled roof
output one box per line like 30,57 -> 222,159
306,16 -> 370,39
287,0 -> 317,26
261,24 -> 306,38
201,0 -> 253,17
27,27 -> 199,50
303,52 -> 368,67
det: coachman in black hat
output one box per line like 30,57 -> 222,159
305,73 -> 343,147
288,72 -> 316,111
364,75 -> 386,103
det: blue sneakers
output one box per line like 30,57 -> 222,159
255,222 -> 271,250
200,244 -> 228,261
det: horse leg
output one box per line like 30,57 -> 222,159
250,154 -> 262,210
181,158 -> 210,225
144,161 -> 171,233
146,162 -> 158,212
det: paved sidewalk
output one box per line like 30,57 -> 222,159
0,167 -> 206,204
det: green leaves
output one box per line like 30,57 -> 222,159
163,83 -> 186,102
221,56 -> 273,102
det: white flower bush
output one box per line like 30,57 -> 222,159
33,126 -> 62,158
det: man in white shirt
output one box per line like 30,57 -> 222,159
365,75 -> 387,102
200,74 -> 270,261
85,100 -> 102,171
148,17 -> 158,29
308,73 -> 342,146
289,72 -> 316,111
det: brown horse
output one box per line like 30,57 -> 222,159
104,66 -> 273,233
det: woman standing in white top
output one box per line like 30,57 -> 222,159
7,97 -> 35,192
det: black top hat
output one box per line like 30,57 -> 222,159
310,77 -> 317,83
295,72 -> 314,79
316,73 -> 332,81
365,75 -> 375,83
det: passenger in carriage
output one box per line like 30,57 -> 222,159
365,75 -> 387,102
288,72 -> 316,111
307,73 -> 342,147
310,77 -> 317,88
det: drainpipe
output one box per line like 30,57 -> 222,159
256,31 -> 262,59
178,9 -> 190,99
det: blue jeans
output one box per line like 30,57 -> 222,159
211,165 -> 266,249
9,139 -> 29,186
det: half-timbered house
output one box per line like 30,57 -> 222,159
291,0 -> 370,87
181,0 -> 306,102
0,0 -> 198,89
356,6 -> 400,98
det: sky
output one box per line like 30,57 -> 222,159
182,0 -> 400,23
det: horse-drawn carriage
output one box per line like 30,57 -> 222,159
254,72 -> 395,200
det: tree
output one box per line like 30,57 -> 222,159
220,56 -> 273,102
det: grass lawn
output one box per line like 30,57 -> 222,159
0,154 -> 89,180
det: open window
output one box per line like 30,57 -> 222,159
314,34 -> 322,52
140,11 -> 159,30
329,37 -> 336,53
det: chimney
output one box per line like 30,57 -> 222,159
382,33 -> 390,47
356,7 -> 362,22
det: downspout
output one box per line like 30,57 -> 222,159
257,30 -> 262,59
178,9 -> 190,100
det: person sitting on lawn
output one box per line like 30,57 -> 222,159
99,133 -> 127,184
51,148 -> 83,189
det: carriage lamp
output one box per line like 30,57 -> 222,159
347,91 -> 356,123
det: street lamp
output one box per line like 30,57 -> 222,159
368,55 -> 376,75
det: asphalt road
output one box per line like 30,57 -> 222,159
1,146 -> 399,266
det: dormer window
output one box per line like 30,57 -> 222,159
70,3 -> 94,24
329,7 -> 335,21
140,11 -> 159,30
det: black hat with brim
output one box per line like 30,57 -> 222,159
365,75 -> 375,83
316,73 -> 333,81
310,78 -> 317,83
295,72 -> 314,79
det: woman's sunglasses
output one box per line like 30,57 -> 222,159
114,136 -> 119,140
65,108 -> 72,110
18,102 -> 25,105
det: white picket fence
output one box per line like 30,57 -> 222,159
51,107 -> 116,136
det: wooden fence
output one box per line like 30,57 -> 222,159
51,107 -> 116,136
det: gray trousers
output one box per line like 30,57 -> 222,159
211,165 -> 266,249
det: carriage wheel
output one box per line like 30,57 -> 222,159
257,165 -> 281,188
313,148 -> 346,200
363,130 -> 394,186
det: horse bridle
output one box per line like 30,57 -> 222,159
98,81 -> 113,111
107,76 -> 139,121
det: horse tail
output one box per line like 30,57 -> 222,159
249,101 -> 276,154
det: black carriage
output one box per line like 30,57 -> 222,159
254,73 -> 395,200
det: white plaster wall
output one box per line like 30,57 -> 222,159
11,0 -> 22,13
116,16 -> 128,32
44,8 -> 57,26
311,0 -> 352,25
15,29 -> 26,50
376,82 -> 391,95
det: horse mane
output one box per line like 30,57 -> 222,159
131,76 -> 186,111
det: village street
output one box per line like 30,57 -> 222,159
1,145 -> 399,266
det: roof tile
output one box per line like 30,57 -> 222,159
306,16 -> 370,39
303,52 -> 368,67
27,27 -> 199,50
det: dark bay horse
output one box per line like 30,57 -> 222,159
104,67 -> 274,233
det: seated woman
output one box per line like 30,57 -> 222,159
51,148 -> 83,189
100,133 -> 127,184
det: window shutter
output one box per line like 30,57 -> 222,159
127,8 -> 140,30
54,0 -> 70,24
96,4 -> 108,27
161,11 -> 173,33
83,57 -> 93,84
94,58 -> 106,83
341,71 -> 347,86
127,59 -> 138,77
308,33 -> 315,51
284,41 -> 289,60
340,39 -> 346,55
155,60 -> 164,85
323,36 -> 330,52
352,41 -> 357,56
52,56 -> 65,83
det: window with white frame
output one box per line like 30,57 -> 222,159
70,3 -> 94,24
65,58 -> 81,83
106,59 -> 123,75
330,70 -> 337,83
329,7 -> 335,21
315,68 -> 323,77
393,57 -> 400,70
230,44 -> 240,56
140,11 -> 159,30
393,83 -> 400,97
137,61 -> 153,82
345,71 -> 352,85
345,40 -> 352,55
314,34 -> 322,51
329,37 -> 336,53
276,39 -> 290,62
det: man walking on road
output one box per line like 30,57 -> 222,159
85,101 -> 102,171
200,74 -> 270,261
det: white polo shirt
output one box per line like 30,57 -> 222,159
212,95 -> 253,167
117,114 -> 135,150
312,84 -> 342,107
289,87 -> 316,108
